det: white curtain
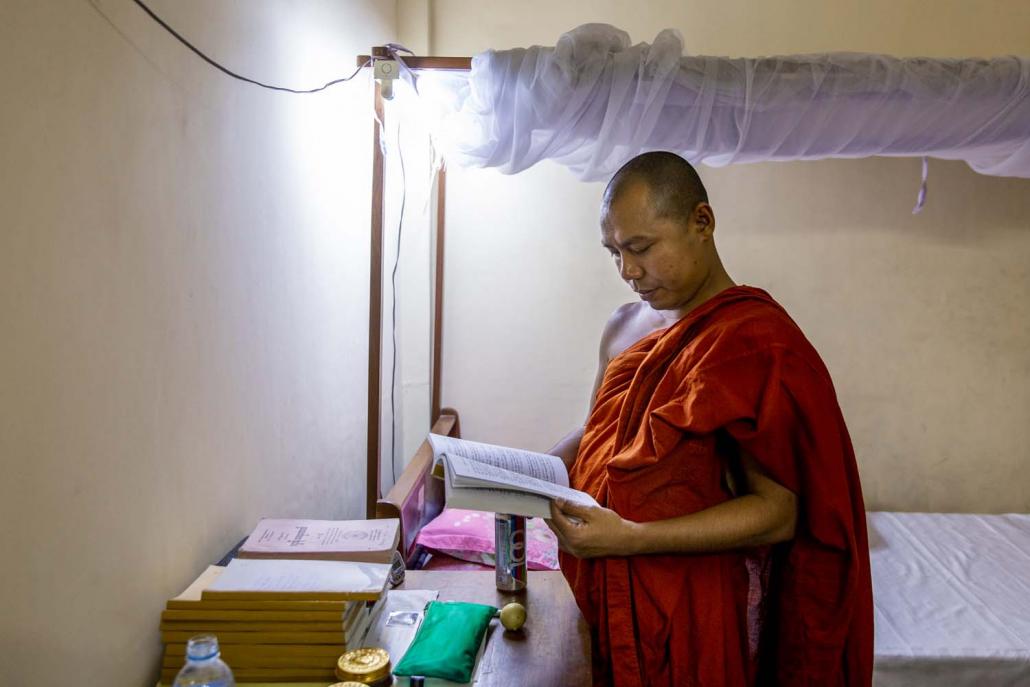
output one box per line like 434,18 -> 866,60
419,24 -> 1030,181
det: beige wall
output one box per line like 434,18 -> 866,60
433,0 -> 1030,513
1,2 -> 1028,684
0,1 -> 393,684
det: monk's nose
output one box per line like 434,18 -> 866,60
620,256 -> 643,281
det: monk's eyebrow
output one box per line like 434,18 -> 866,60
603,235 -> 652,250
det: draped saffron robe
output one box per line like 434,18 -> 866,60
561,286 -> 873,687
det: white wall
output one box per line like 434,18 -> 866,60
0,1 -> 393,684
433,0 -> 1030,513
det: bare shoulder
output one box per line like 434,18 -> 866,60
599,302 -> 664,363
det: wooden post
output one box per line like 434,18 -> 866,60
359,50 -> 470,518
431,165 -> 446,423
367,79 -> 386,519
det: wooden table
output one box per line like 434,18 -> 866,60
159,569 -> 591,687
399,570 -> 592,686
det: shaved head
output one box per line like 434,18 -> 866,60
602,152 -> 709,228
599,151 -> 731,317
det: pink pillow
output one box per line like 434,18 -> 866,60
414,508 -> 560,571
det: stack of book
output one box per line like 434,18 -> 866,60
160,518 -> 399,684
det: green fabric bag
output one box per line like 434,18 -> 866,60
393,600 -> 498,683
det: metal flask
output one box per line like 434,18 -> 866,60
494,513 -> 528,592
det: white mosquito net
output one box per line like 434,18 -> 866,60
417,24 -> 1030,182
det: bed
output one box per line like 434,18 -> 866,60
378,422 -> 1030,683
869,511 -> 1030,686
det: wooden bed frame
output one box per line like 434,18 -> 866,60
359,51 -> 473,520
375,408 -> 462,568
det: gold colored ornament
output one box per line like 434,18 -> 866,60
336,647 -> 392,684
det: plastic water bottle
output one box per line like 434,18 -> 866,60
172,635 -> 235,687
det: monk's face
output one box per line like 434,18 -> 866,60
601,183 -> 717,313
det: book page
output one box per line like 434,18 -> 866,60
203,559 -> 390,599
444,453 -> 598,509
444,475 -> 554,519
428,433 -> 569,487
240,518 -> 399,556
172,565 -> 225,602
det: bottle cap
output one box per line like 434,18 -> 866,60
185,635 -> 220,661
335,647 -> 391,684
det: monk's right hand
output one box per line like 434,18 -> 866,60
547,498 -> 640,558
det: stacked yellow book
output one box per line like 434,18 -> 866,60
160,559 -> 391,684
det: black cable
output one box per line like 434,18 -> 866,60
131,0 -> 368,93
390,123 -> 407,484
389,129 -> 407,483
129,0 -> 404,475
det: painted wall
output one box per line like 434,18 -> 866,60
0,1 -> 392,684
432,0 -> 1030,513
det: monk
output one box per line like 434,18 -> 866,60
546,151 -> 873,686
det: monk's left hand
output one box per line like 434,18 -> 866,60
547,498 -> 639,558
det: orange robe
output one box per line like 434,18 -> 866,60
562,286 -> 873,687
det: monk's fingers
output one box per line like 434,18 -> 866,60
553,528 -> 580,556
545,515 -> 564,539
547,520 -> 572,553
553,498 -> 596,523
548,499 -> 576,531
546,506 -> 581,554
552,530 -> 572,554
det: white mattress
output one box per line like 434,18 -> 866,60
870,512 -> 1030,686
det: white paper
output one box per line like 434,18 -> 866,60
444,453 -> 599,510
428,433 -> 569,487
204,558 -> 391,597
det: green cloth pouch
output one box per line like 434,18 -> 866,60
393,600 -> 498,683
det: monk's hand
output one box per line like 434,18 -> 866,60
547,498 -> 638,558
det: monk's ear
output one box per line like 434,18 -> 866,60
692,203 -> 715,238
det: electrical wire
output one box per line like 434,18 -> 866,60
389,120 -> 407,484
125,0 -> 409,480
131,0 -> 368,93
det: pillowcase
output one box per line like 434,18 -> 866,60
414,508 -> 560,570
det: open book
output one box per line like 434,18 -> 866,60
427,433 -> 599,519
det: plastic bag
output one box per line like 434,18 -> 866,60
393,600 -> 498,683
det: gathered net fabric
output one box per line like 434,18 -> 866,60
420,24 -> 1030,181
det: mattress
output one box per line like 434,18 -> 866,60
870,512 -> 1030,686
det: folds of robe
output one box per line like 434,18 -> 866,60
561,285 -> 873,687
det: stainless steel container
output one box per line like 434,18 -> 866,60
494,513 -> 528,592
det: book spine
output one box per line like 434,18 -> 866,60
161,609 -> 347,622
163,643 -> 344,658
199,590 -> 381,602
160,631 -> 347,644
236,550 -> 392,564
162,652 -> 337,669
159,668 -> 337,683
160,621 -> 345,632
166,599 -> 351,611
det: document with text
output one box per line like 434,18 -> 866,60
427,433 -> 599,519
